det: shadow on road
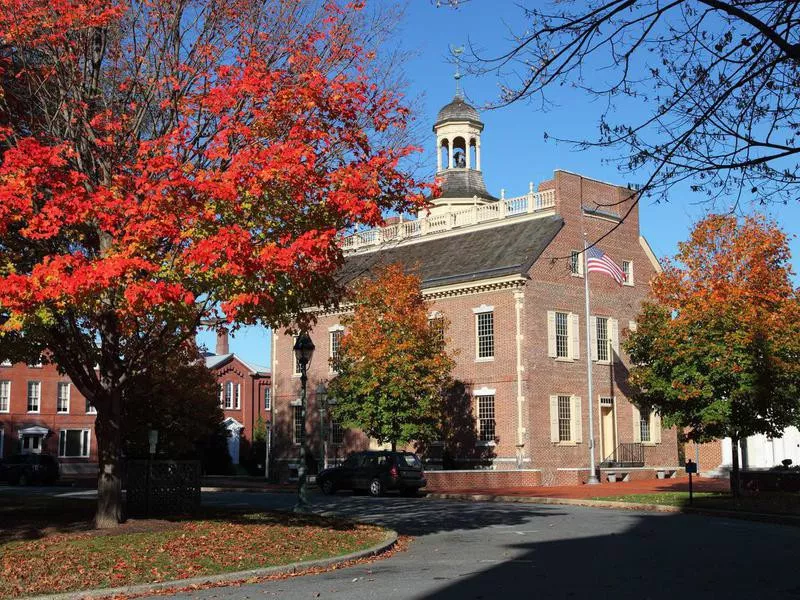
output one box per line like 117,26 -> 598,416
311,494 -> 566,536
414,511 -> 800,599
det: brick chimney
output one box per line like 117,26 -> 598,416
216,328 -> 230,355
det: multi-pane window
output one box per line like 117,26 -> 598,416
330,330 -> 343,370
640,414 -> 651,443
59,429 -> 90,457
292,405 -> 305,445
477,395 -> 496,442
223,382 -> 235,409
0,381 -> 9,412
555,312 -> 570,358
622,260 -> 633,285
234,383 -> 240,409
264,386 -> 271,410
86,398 -> 97,414
331,420 -> 344,446
558,395 -> 572,442
476,311 -> 494,359
56,382 -> 70,414
596,317 -> 609,362
429,316 -> 445,346
27,381 -> 40,412
293,336 -> 303,375
570,250 -> 581,275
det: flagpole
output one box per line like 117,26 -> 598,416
583,236 -> 600,484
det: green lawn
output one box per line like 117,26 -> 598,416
591,491 -> 800,516
0,502 -> 389,598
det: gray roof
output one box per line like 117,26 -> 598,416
438,169 -> 497,202
435,96 -> 482,127
341,215 -> 564,289
204,353 -> 270,376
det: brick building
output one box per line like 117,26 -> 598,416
0,328 -> 270,475
270,93 -> 681,486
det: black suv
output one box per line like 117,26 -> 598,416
0,454 -> 60,485
316,450 -> 426,497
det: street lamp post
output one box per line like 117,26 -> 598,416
293,333 -> 315,512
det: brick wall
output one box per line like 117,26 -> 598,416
270,169 -> 682,487
423,469 -> 542,491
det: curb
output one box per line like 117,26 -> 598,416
425,492 -> 800,526
29,530 -> 398,600
200,486 -> 297,494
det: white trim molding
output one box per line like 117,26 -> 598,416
472,304 -> 495,314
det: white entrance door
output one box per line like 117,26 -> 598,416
227,430 -> 240,465
223,419 -> 244,465
21,434 -> 43,454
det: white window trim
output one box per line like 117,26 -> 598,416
27,381 -> 41,414
570,249 -> 584,277
264,386 -> 271,410
58,428 -> 91,458
329,328 -> 344,373
56,381 -> 71,414
475,309 -> 495,361
292,335 -> 302,377
235,383 -> 241,410
0,380 -> 10,413
86,400 -> 97,415
591,316 -> 618,364
550,394 -> 582,445
474,388 -> 497,446
622,260 -> 634,286
549,311 -> 580,361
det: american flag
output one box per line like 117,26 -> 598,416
586,245 -> 626,285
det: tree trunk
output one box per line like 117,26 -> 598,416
391,440 -> 397,452
730,435 -> 740,499
94,388 -> 124,528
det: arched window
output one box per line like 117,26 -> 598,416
452,136 -> 466,168
439,138 -> 450,170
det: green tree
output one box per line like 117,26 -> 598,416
122,343 -> 225,463
625,215 -> 800,493
328,264 -> 455,451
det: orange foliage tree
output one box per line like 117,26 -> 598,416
0,0 -> 425,526
625,215 -> 800,491
327,263 -> 455,451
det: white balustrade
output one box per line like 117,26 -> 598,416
341,188 -> 556,251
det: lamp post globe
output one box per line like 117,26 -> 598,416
292,333 -> 314,512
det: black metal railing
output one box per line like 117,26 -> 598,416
600,443 -> 644,468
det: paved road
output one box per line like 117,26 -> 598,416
142,490 -> 800,599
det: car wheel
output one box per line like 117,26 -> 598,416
320,479 -> 336,495
368,478 -> 383,497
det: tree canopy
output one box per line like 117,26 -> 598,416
625,214 -> 800,487
327,263 -> 455,451
443,1 -> 800,206
0,0 -> 425,526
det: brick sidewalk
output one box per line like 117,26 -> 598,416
434,476 -> 730,499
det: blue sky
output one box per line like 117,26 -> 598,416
197,0 -> 800,364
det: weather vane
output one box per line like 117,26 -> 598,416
450,45 -> 465,97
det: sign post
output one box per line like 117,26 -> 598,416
685,459 -> 697,505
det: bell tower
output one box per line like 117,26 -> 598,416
429,70 -> 496,215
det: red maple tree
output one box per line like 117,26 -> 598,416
0,0 -> 425,526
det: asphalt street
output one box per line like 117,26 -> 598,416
146,490 -> 800,600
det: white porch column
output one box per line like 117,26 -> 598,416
436,137 -> 442,172
476,140 -> 481,171
466,138 -> 472,169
